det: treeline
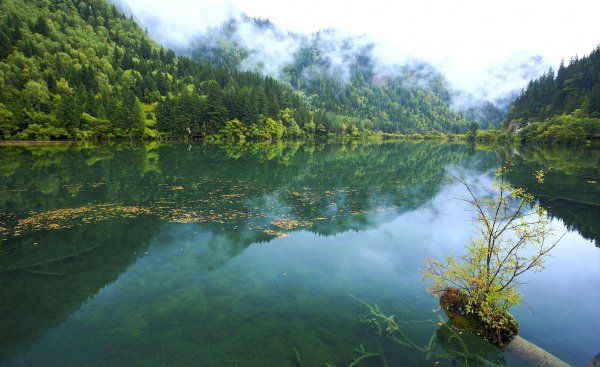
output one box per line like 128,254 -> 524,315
0,0 -> 474,142
153,77 -> 314,141
282,38 -> 470,134
508,45 -> 600,122
188,21 -> 476,135
0,0 -> 315,141
504,45 -> 600,144
517,113 -> 600,144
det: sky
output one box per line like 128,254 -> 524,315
119,0 -> 600,100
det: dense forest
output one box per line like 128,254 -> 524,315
0,1 -> 484,141
0,0 -> 313,141
506,46 -> 600,144
3,0 -> 596,143
187,18 -> 493,134
279,32 -> 471,134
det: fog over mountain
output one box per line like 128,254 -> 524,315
113,0 -> 598,111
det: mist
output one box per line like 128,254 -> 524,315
115,0 -> 599,107
112,0 -> 240,48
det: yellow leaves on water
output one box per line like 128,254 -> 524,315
9,203 -> 314,237
167,209 -> 254,225
262,229 -> 289,238
10,204 -> 149,235
1,183 -> 387,241
271,217 -> 311,230
157,183 -> 185,191
218,193 -> 242,204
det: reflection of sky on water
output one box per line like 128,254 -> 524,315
3,172 -> 599,366
514,229 -> 600,364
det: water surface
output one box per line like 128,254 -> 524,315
0,141 -> 598,366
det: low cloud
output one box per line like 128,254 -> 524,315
115,0 -> 558,108
113,0 -> 241,49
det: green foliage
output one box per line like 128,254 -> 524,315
466,122 -> 478,142
22,81 -> 50,112
516,113 -> 600,145
0,0 -> 507,141
0,0 -> 313,141
263,117 -> 285,141
474,129 -> 517,144
461,101 -> 507,130
81,112 -> 112,140
216,118 -> 247,143
282,41 -> 471,135
508,45 -> 600,125
0,103 -> 16,139
504,45 -> 600,146
189,21 -> 478,135
14,123 -> 68,141
424,165 -> 559,324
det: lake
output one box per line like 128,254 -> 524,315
0,141 -> 598,367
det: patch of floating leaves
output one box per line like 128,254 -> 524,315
3,203 -> 265,237
167,209 -> 255,224
271,217 -> 311,230
262,229 -> 289,238
0,184 -> 401,242
11,204 -> 149,235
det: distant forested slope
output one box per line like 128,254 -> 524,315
185,18 -> 498,135
508,46 -> 600,121
506,46 -> 600,144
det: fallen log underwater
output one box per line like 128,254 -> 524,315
506,335 -> 571,367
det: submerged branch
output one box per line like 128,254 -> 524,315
0,244 -> 100,274
349,295 -> 504,367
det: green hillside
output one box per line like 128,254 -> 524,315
506,46 -> 600,144
0,0 -> 311,141
187,19 -> 481,135
0,0 -> 509,141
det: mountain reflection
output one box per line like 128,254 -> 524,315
0,140 -> 597,363
0,141 -> 493,239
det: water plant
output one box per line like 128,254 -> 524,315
295,295 -> 503,366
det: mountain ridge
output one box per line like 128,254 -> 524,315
181,16 -> 507,133
0,0 -> 515,141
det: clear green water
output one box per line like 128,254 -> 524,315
0,141 -> 598,366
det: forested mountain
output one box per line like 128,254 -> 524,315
508,46 -> 600,121
505,46 -> 600,143
0,0 -> 509,141
184,17 -> 504,134
0,0 -> 311,140
460,101 -> 508,130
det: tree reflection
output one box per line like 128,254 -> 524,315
0,140 -> 595,362
504,145 -> 600,246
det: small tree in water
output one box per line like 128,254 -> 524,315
423,164 -> 561,346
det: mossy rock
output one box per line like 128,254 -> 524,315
440,287 -> 518,348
